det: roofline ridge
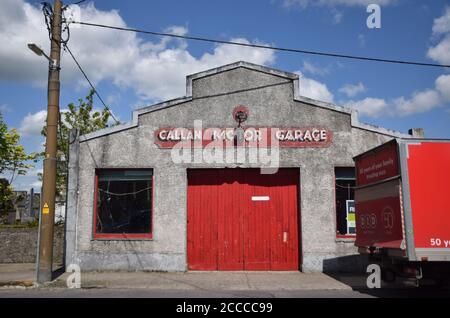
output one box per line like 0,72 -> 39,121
80,62 -> 411,141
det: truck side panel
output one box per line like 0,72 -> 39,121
405,142 -> 450,257
354,140 -> 405,250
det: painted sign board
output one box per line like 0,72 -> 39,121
356,140 -> 399,186
154,127 -> 333,148
346,200 -> 356,234
354,140 -> 404,249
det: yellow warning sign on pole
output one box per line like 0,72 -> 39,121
43,203 -> 49,214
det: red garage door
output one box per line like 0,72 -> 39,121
187,169 -> 300,270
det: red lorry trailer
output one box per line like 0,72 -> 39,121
353,139 -> 450,285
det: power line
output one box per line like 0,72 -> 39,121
72,21 -> 450,69
99,186 -> 152,196
63,43 -> 120,125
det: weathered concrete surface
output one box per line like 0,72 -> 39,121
53,271 -> 351,291
0,226 -> 64,264
0,263 -> 35,287
2,264 -> 444,296
67,62 -> 410,272
0,263 -> 349,291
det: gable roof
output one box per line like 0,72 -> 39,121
81,61 -> 412,141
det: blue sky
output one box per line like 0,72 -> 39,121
0,0 -> 449,190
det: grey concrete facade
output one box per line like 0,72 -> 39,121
65,61 -> 413,273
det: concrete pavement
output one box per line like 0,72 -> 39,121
0,263 -> 353,290
1,263 -> 448,298
0,263 -> 35,287
52,270 -> 353,290
0,288 -> 375,298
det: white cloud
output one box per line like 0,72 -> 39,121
339,82 -> 366,97
302,61 -> 329,76
427,7 -> 450,65
345,83 -> 446,118
0,0 -> 49,84
394,89 -> 441,116
427,37 -> 450,65
121,37 -> 275,101
297,72 -> 334,103
19,107 -> 120,137
0,1 -> 275,102
432,7 -> 450,35
435,74 -> 450,102
344,97 -> 388,118
19,110 -> 47,136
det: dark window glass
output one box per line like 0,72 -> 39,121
335,167 -> 356,236
96,170 -> 152,235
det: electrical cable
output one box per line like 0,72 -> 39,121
61,9 -> 70,45
42,2 -> 117,125
99,186 -> 152,196
63,43 -> 121,125
42,2 -> 53,41
72,21 -> 450,69
335,182 -> 358,190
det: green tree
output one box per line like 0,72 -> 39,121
0,178 -> 14,220
0,113 -> 7,161
0,113 -> 38,183
40,89 -> 118,200
0,113 -> 37,220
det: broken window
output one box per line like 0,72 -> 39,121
95,169 -> 153,239
335,167 -> 356,237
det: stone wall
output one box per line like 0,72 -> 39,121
0,225 -> 64,264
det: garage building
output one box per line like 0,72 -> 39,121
65,61 -> 420,272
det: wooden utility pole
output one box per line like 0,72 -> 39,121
37,0 -> 62,283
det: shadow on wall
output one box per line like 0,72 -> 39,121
124,239 -> 145,271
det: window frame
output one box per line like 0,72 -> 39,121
334,166 -> 356,239
92,168 -> 154,240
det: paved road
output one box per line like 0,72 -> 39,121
0,287 -> 449,298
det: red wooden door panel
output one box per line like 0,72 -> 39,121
187,170 -> 219,270
187,169 -> 300,271
244,169 -> 272,270
218,169 -> 244,270
270,170 -> 299,270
